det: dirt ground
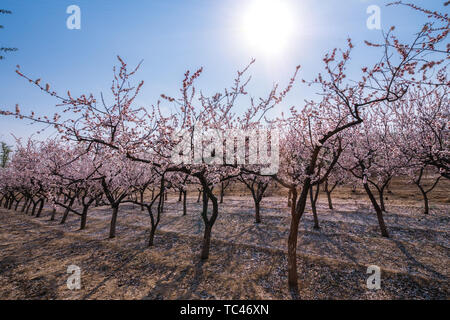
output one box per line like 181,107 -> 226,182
0,180 -> 448,300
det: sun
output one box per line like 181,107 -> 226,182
241,0 -> 295,57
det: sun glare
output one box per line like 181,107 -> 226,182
242,0 -> 295,57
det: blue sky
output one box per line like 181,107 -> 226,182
0,0 -> 446,146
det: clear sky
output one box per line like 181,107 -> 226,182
0,0 -> 446,146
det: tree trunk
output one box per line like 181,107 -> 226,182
326,191 -> 333,210
363,183 -> 389,237
197,190 -> 201,203
287,169 -> 313,297
147,179 -> 164,246
325,181 -> 333,210
25,199 -> 32,214
254,200 -> 261,224
182,190 -> 187,216
14,197 -> 22,211
287,188 -> 300,295
309,186 -> 320,230
201,223 -> 213,260
379,190 -> 386,212
199,187 -> 219,260
417,184 -> 429,215
148,226 -> 156,247
50,208 -> 56,221
140,190 -> 145,211
60,197 -> 75,224
109,205 -> 119,238
30,201 -> 38,216
21,197 -> 29,212
80,206 -> 88,230
413,168 -> 440,215
8,196 -> 14,210
35,199 -> 45,217
220,182 -> 224,204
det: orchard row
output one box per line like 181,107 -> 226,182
0,2 -> 448,294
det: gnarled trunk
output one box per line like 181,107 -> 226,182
326,191 -> 333,210
182,190 -> 187,216
109,205 -> 119,238
35,198 -> 45,217
324,181 -> 333,210
21,197 -> 29,212
14,197 -> 22,211
220,182 -> 225,204
148,227 -> 156,247
416,184 -> 429,215
378,190 -> 386,212
363,182 -> 389,237
414,168 -> 440,215
254,200 -> 261,224
8,196 -> 14,210
30,200 -> 38,216
287,187 -> 300,294
140,190 -> 145,211
25,199 -> 32,214
309,186 -> 320,230
200,186 -> 218,260
148,181 -> 164,246
60,197 -> 75,224
201,223 -> 213,259
50,208 -> 56,221
80,205 -> 89,230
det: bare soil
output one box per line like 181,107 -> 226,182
0,182 -> 448,300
